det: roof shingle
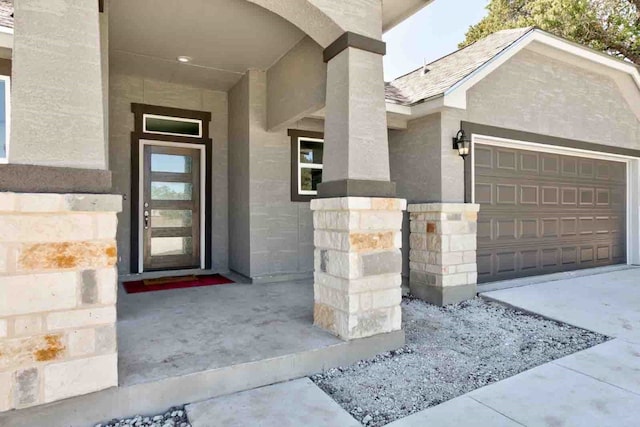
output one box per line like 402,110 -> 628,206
385,27 -> 535,105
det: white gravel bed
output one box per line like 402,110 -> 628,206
95,407 -> 190,427
311,297 -> 609,427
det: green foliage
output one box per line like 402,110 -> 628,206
461,0 -> 640,65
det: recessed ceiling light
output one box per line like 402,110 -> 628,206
177,56 -> 192,63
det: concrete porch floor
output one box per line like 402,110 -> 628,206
117,278 -> 342,386
1,278 -> 404,427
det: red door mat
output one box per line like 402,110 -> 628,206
123,274 -> 234,294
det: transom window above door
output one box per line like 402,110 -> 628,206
143,114 -> 202,138
289,130 -> 324,202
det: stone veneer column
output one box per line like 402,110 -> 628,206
0,193 -> 121,411
311,197 -> 406,340
408,203 -> 480,306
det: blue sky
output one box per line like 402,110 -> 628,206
383,0 -> 490,81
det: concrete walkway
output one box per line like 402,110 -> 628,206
482,267 -> 640,343
186,378 -> 361,427
388,268 -> 640,426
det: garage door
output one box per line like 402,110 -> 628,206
475,143 -> 627,283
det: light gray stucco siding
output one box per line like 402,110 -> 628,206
248,70 -> 319,280
110,74 -> 229,275
266,36 -> 326,131
11,0 -> 106,169
466,49 -> 640,149
389,113 -> 442,279
228,73 -> 251,276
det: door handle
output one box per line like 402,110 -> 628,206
144,210 -> 150,229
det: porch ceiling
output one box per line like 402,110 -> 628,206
109,0 -> 305,91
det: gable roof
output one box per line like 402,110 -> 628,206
385,27 -> 535,105
0,0 -> 11,29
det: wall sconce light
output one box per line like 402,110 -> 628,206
452,130 -> 470,159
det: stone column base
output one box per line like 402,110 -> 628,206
311,197 -> 406,340
408,203 -> 479,306
0,192 -> 122,412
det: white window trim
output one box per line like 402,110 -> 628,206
471,133 -> 640,266
0,75 -> 10,164
297,136 -> 324,196
142,113 -> 203,138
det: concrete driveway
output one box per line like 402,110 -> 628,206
481,267 -> 640,343
389,267 -> 640,427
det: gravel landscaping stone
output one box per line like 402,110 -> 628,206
94,406 -> 190,427
311,297 -> 609,427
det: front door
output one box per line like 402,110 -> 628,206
142,144 -> 202,271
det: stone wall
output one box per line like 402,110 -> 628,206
0,193 -> 121,412
408,203 -> 479,306
311,197 -> 405,340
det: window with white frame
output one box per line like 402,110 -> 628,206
142,113 -> 202,138
289,131 -> 324,202
0,76 -> 10,163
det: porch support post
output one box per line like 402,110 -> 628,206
318,33 -> 395,197
312,32 -> 405,340
0,1 -> 121,413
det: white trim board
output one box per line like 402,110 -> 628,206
138,139 -> 206,273
471,134 -> 640,266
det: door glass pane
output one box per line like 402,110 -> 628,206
300,168 -> 322,191
299,140 -> 323,164
151,182 -> 193,200
151,237 -> 193,256
145,116 -> 201,136
151,210 -> 193,228
151,154 -> 192,173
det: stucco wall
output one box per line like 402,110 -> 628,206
10,0 -> 106,169
267,36 -> 326,131
228,70 -> 320,281
109,74 -> 229,275
389,113 -> 442,279
466,49 -> 640,149
228,74 -> 251,276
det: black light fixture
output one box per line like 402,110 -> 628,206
452,129 -> 471,159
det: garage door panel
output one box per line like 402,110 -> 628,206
521,152 -> 539,172
562,157 -> 578,176
496,149 -> 517,170
542,154 -> 560,174
496,184 -> 517,204
580,159 -> 595,178
541,187 -> 559,205
521,250 -> 538,270
475,146 -> 493,168
475,143 -> 626,283
561,246 -> 578,265
496,252 -> 517,273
